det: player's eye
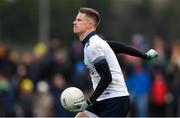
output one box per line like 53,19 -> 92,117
77,18 -> 82,22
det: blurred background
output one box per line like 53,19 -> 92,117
0,0 -> 180,117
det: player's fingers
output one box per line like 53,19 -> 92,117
74,100 -> 86,106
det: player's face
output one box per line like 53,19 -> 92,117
73,13 -> 90,34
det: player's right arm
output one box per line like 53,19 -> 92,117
71,44 -> 112,112
86,44 -> 112,104
107,41 -> 158,60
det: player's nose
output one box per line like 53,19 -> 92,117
73,20 -> 76,25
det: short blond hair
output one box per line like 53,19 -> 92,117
79,7 -> 100,28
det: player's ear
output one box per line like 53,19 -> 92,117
87,21 -> 94,28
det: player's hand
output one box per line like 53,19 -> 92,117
69,99 -> 93,112
146,49 -> 159,60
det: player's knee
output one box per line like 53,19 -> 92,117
75,112 -> 88,118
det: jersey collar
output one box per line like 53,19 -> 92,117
82,31 -> 96,46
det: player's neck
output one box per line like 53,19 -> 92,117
79,29 -> 95,42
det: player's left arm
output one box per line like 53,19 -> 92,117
107,41 -> 158,60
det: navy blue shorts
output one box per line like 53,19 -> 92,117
86,96 -> 130,117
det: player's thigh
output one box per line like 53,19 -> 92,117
75,111 -> 88,118
75,111 -> 98,118
84,110 -> 99,117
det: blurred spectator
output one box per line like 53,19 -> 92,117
167,40 -> 180,116
0,46 -> 5,59
18,78 -> 34,117
68,39 -> 84,79
123,34 -> 151,116
122,33 -> 148,74
67,39 -> 92,93
0,49 -> 19,79
0,49 -> 20,116
150,70 -> 168,116
50,73 -> 74,117
0,66 -> 16,116
28,44 -> 46,85
126,59 -> 151,117
33,80 -> 53,117
39,39 -> 61,82
53,50 -> 70,82
33,42 -> 48,59
12,63 -> 30,103
21,51 -> 33,77
150,34 -> 169,74
131,33 -> 148,51
0,72 -> 10,116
